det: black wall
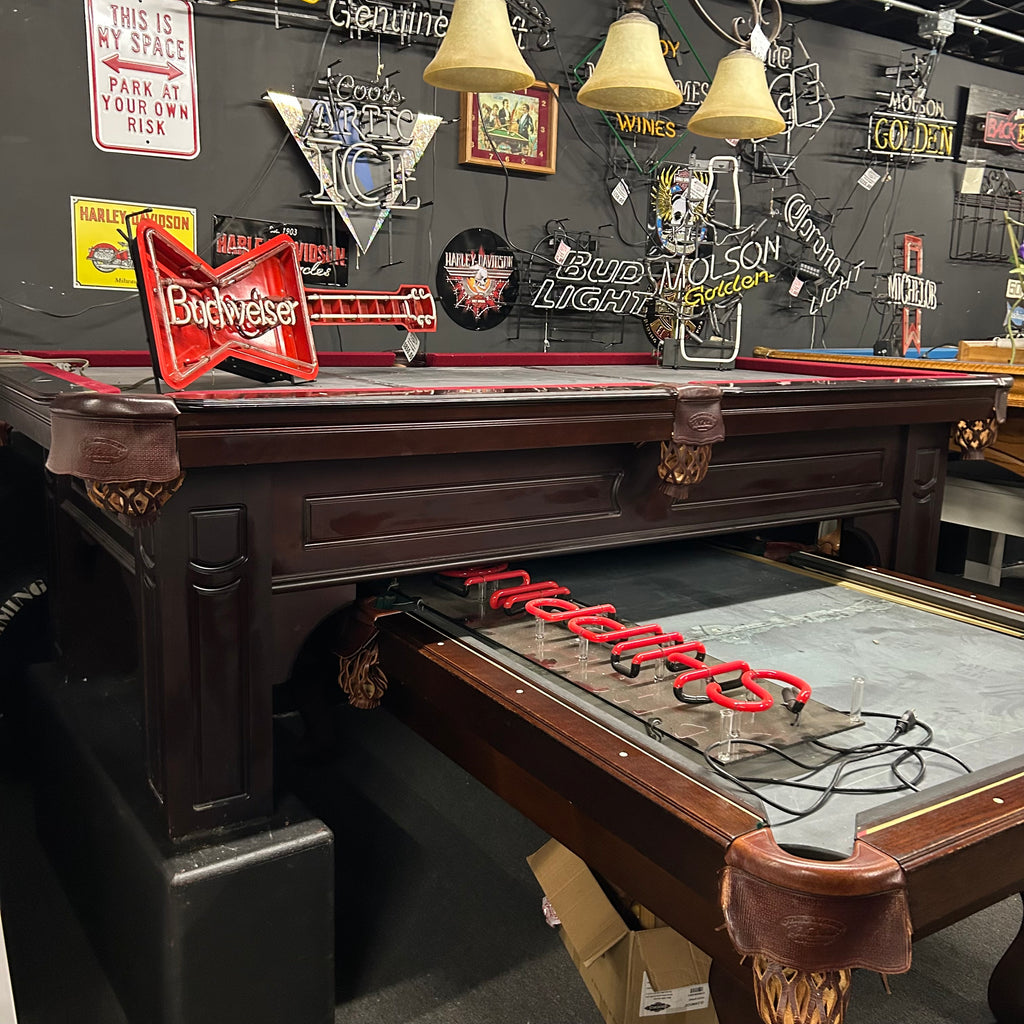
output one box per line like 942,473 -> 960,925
1,0 -> 1021,356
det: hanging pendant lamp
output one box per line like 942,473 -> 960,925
577,0 -> 682,113
685,0 -> 785,139
423,0 -> 536,94
687,49 -> 785,139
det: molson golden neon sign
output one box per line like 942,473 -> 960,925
868,86 -> 954,161
867,112 -> 956,160
684,270 -> 773,308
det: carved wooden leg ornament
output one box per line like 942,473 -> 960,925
337,632 -> 388,710
953,391 -> 1008,461
336,598 -> 402,710
658,385 -> 725,500
752,957 -> 852,1024
85,473 -> 185,520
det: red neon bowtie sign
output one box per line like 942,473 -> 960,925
135,218 -> 437,388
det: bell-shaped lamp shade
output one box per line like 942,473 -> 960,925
687,49 -> 785,139
423,0 -> 535,94
577,11 -> 683,113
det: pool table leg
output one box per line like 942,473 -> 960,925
988,893 -> 1024,1024
711,956 -> 855,1024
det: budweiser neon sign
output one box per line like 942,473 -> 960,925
164,285 -> 301,334
135,217 -> 437,388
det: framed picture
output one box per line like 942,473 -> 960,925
459,82 -> 558,175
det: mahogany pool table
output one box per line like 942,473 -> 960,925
374,541 -> 1024,1024
0,349 -> 1009,843
0,349 -> 1016,1024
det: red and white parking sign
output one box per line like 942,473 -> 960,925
85,0 -> 200,159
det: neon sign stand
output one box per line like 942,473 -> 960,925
133,217 -> 436,389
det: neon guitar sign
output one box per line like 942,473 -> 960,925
135,217 -> 436,388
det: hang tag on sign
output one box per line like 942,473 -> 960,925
689,177 -> 709,202
555,239 -> 572,265
402,332 -> 420,362
789,277 -> 805,297
611,179 -> 630,206
749,24 -> 770,62
858,167 -> 881,191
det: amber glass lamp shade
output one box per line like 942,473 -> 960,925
577,11 -> 683,113
687,49 -> 785,139
423,0 -> 536,94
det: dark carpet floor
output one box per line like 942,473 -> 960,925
1,700 -> 1021,1024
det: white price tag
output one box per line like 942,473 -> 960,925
858,167 -> 882,191
1007,277 -> 1023,300
402,331 -> 421,362
961,160 -> 986,195
725,138 -> 739,147
789,276 -> 805,297
749,23 -> 770,62
689,177 -> 709,201
612,179 -> 630,206
555,239 -> 572,265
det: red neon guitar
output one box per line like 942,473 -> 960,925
135,218 -> 437,389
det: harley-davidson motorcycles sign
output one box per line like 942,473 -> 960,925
436,229 -> 518,330
213,215 -> 350,288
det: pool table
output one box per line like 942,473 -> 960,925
0,348 -> 1017,1024
0,349 -> 1010,842
374,541 -> 1024,1024
754,346 -> 1024,478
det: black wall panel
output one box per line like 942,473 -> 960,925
0,0 -> 1021,356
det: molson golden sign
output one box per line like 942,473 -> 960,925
868,111 -> 955,160
867,88 -> 955,161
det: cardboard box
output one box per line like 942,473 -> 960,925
527,840 -> 719,1024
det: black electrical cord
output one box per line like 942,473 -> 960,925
701,709 -> 971,822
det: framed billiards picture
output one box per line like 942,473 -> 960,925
459,82 -> 558,175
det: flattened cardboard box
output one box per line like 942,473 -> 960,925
528,840 -> 719,1024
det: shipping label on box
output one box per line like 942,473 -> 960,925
639,973 -> 711,1016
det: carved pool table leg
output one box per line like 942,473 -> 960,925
988,893 -> 1024,1024
749,956 -> 852,1024
710,951 -> 854,1024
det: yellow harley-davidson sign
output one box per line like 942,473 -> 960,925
71,196 -> 195,290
